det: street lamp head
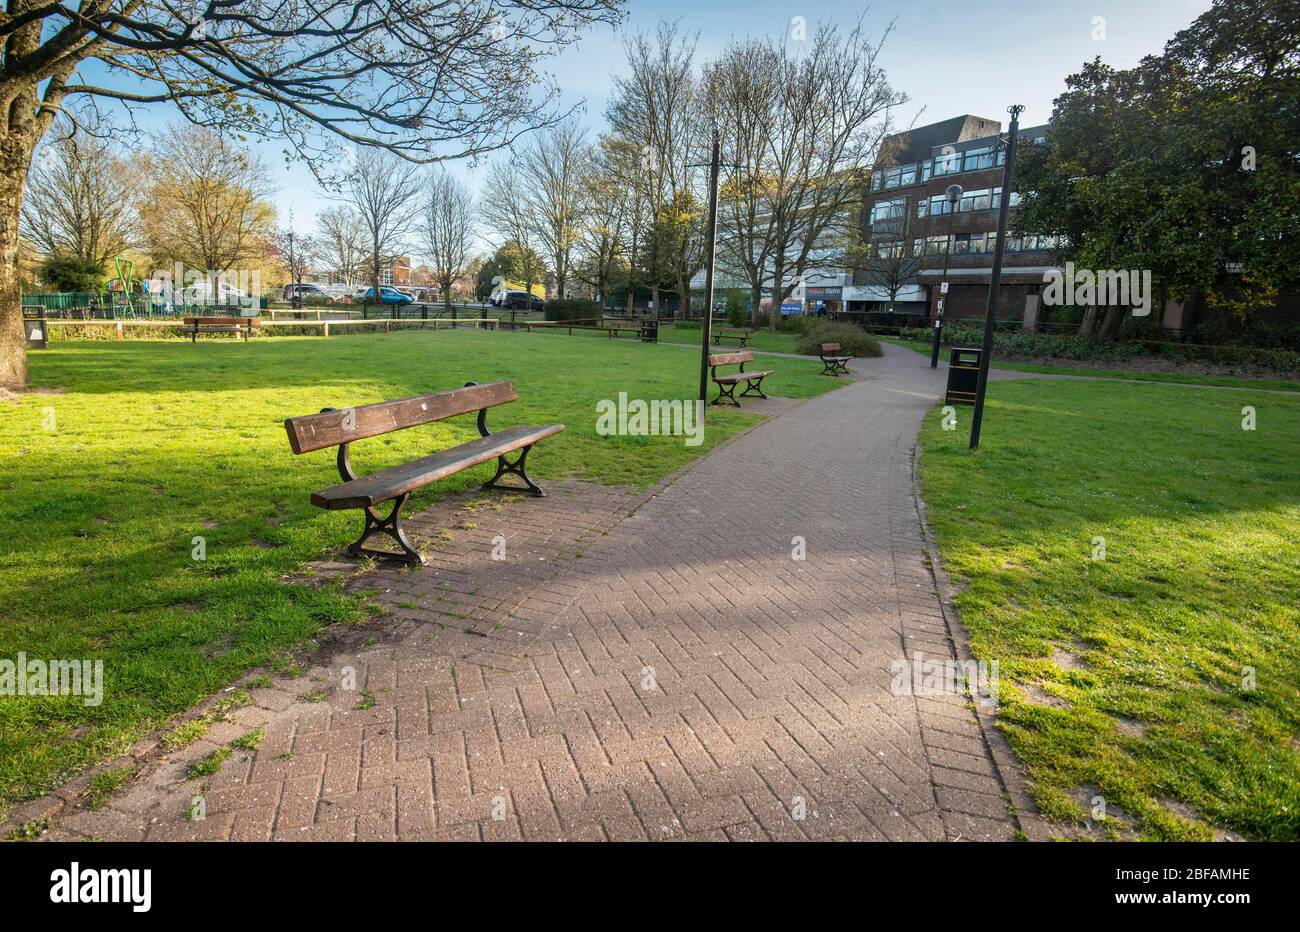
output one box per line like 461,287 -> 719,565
945,184 -> 963,203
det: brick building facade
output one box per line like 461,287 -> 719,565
853,115 -> 1060,324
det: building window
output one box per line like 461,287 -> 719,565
870,196 -> 907,224
932,150 -> 962,177
916,235 -> 950,256
875,240 -> 905,259
962,147 -> 994,172
873,162 -> 923,191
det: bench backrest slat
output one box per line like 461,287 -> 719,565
708,351 -> 752,366
284,380 -> 517,453
184,316 -> 255,326
820,342 -> 841,352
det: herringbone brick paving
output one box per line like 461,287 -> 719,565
37,344 -> 1031,841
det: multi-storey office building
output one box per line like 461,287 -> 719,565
850,115 -> 1061,324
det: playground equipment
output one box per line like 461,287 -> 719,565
101,257 -> 182,317
103,257 -> 147,317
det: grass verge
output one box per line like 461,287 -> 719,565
917,378 -> 1299,839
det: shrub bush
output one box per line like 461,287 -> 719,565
725,293 -> 749,328
544,298 -> 600,322
796,321 -> 883,358
778,314 -> 815,335
897,324 -> 1300,373
40,254 -> 103,292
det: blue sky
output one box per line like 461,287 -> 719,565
252,0 -> 1213,234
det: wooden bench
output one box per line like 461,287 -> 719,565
713,327 -> 752,347
183,316 -> 256,342
283,381 -> 564,566
819,342 -> 852,376
708,351 -> 774,407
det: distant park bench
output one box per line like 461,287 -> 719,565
819,342 -> 851,376
183,316 -> 256,342
713,327 -> 753,347
283,381 -> 564,566
708,351 -> 773,407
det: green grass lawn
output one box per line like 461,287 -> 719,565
880,336 -> 1300,393
0,329 -> 841,818
918,379 -> 1300,840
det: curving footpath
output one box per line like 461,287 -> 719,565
33,343 -> 1049,841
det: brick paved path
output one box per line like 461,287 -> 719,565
37,344 -> 1035,841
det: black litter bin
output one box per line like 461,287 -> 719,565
22,306 -> 48,349
946,346 -> 981,405
639,318 -> 659,343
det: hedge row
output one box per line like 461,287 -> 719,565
899,325 -> 1300,374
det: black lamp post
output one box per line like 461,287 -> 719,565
969,104 -> 1025,451
698,130 -> 722,414
929,183 -> 963,368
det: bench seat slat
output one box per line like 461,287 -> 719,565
285,381 -> 518,453
309,423 -> 564,509
713,370 -> 773,384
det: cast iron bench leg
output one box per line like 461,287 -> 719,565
740,376 -> 768,399
483,444 -> 545,497
349,493 -> 424,566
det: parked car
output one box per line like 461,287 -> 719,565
490,290 -> 546,311
183,279 -> 249,306
282,283 -> 341,303
358,286 -> 415,305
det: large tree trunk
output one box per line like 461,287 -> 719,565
1,131 -> 39,390
769,262 -> 785,332
1077,303 -> 1099,337
1098,303 -> 1125,340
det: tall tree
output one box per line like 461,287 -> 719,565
342,149 -> 423,303
518,120 -> 588,298
704,20 -> 902,329
271,215 -> 318,298
1014,0 -> 1300,336
0,0 -> 624,388
22,117 -> 137,269
575,136 -> 632,305
705,40 -> 781,317
421,173 -> 475,310
606,21 -> 709,315
315,206 -> 369,290
481,159 -> 548,301
140,126 -> 275,278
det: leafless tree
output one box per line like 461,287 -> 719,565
0,0 -> 625,388
481,159 -> 548,302
421,172 -> 475,310
518,120 -> 587,298
342,148 -> 423,304
272,214 -> 319,303
22,117 -> 137,269
858,242 -> 923,313
575,136 -> 631,305
316,206 -> 369,290
606,21 -> 710,315
710,18 -> 905,329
